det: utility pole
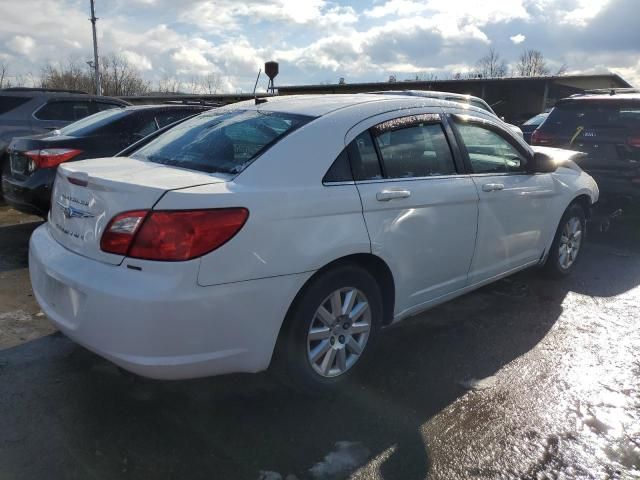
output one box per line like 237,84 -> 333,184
89,0 -> 101,95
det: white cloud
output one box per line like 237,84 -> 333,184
7,35 -> 36,55
121,51 -> 153,71
558,0 -> 611,26
0,0 -> 637,93
365,0 -> 530,24
179,0 -> 357,30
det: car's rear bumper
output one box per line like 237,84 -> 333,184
589,173 -> 640,199
29,224 -> 311,379
2,168 -> 55,216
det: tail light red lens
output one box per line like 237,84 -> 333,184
24,148 -> 83,170
627,137 -> 640,148
101,208 -> 249,261
530,129 -> 554,145
100,210 -> 149,255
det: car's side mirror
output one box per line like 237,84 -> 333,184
530,151 -> 557,173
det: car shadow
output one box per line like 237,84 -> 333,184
0,220 -> 42,273
1,220 -> 639,479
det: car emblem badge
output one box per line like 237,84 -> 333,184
56,199 -> 94,219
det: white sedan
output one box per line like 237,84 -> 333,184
29,94 -> 598,392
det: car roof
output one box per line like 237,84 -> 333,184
119,104 -> 209,112
0,88 -> 129,104
373,90 -> 481,101
561,91 -> 640,103
0,87 -> 90,95
218,94 -> 479,118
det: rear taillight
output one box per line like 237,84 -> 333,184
530,129 -> 554,145
100,210 -> 149,255
100,208 -> 249,261
24,148 -> 82,170
627,137 -> 640,148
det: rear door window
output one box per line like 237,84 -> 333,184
95,102 -> 122,112
347,131 -> 383,181
0,96 -> 31,115
155,110 -> 198,128
57,109 -> 126,136
35,101 -> 93,121
131,110 -> 313,174
372,120 -> 456,178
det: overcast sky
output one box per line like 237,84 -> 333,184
0,0 -> 638,92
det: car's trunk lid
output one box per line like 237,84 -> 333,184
48,156 -> 230,265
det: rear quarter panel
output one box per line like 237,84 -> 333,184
155,114 -> 372,286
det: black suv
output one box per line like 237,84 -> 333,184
0,88 -> 129,196
2,104 -> 209,216
531,90 -> 640,199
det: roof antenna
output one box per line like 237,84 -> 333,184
253,68 -> 267,105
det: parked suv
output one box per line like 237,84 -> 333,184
3,104 -> 209,216
0,88 -> 129,198
531,89 -> 640,199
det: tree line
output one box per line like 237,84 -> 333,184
0,48 -> 565,95
0,53 -> 222,96
461,48 -> 566,80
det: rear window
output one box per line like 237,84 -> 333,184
35,101 -> 93,121
544,101 -> 640,133
58,108 -> 127,136
131,110 -> 313,174
0,96 -> 31,115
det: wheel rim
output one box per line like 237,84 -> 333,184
306,287 -> 372,378
558,216 -> 583,270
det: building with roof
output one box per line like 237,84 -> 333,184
277,74 -> 632,123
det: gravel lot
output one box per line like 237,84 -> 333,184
0,204 -> 638,480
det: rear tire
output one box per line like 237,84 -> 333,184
272,264 -> 383,394
543,203 -> 586,278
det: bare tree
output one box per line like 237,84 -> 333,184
40,58 -> 94,92
554,63 -> 568,76
411,73 -> 439,81
156,74 -> 182,94
515,50 -> 550,77
199,73 -> 221,94
100,53 -> 150,96
186,76 -> 200,94
40,54 -> 150,95
476,48 -> 507,78
0,63 -> 8,89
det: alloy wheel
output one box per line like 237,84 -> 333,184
558,216 -> 583,270
306,287 -> 372,378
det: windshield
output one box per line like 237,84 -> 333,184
523,113 -> 548,126
130,110 -> 314,174
58,108 -> 127,136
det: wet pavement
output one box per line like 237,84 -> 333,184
0,205 -> 639,479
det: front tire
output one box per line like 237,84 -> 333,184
272,264 -> 383,394
543,203 -> 586,277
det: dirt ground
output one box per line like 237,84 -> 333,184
0,205 -> 55,349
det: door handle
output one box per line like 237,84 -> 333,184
482,183 -> 505,192
376,189 -> 411,201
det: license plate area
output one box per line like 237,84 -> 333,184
10,151 -> 29,177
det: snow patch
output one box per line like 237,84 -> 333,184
0,310 -> 32,322
460,375 -> 498,391
309,441 -> 370,479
